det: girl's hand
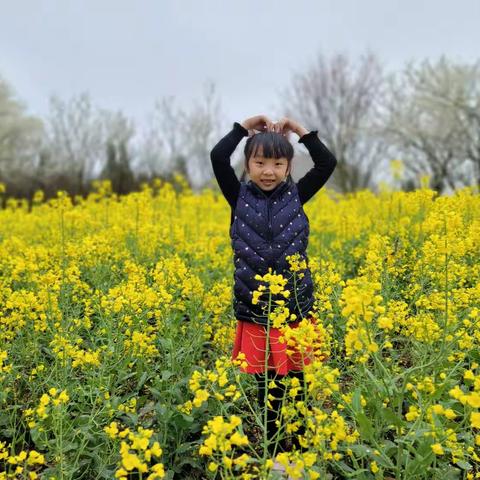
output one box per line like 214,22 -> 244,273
274,117 -> 308,137
241,115 -> 275,135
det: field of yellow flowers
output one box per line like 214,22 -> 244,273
0,177 -> 479,480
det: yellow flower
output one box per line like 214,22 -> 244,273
149,441 -> 163,458
405,406 -> 420,422
58,390 -> 70,403
377,316 -> 393,330
131,436 -> 149,451
121,451 -> 147,472
104,422 -> 119,439
230,431 -> 249,446
466,392 -> 480,408
471,412 -> 480,429
233,453 -> 250,467
148,463 -> 165,479
193,389 -> 209,407
27,451 -> 45,465
252,290 -> 262,305
444,409 -> 457,420
431,443 -> 444,455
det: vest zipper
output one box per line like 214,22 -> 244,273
267,198 -> 273,244
248,179 -> 289,246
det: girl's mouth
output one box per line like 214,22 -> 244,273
261,180 -> 274,186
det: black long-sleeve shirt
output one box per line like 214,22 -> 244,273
210,122 -> 337,225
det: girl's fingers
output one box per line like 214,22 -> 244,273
252,117 -> 289,133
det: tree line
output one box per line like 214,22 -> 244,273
1,51 -> 479,205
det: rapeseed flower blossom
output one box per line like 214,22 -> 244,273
0,177 -> 479,476
103,423 -> 165,479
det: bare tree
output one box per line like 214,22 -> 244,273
181,79 -> 224,190
138,80 -> 225,190
417,57 -> 480,188
280,51 -> 387,193
137,96 -> 184,179
0,75 -> 43,185
42,93 -> 136,194
43,92 -> 105,192
381,56 -> 478,193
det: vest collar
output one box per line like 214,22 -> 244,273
247,176 -> 292,200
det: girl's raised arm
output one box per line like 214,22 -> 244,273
276,117 -> 337,204
210,115 -> 274,209
210,122 -> 248,209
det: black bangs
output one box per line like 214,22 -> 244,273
244,132 -> 294,162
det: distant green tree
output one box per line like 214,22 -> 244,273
101,139 -> 134,195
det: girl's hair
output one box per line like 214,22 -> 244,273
240,132 -> 294,182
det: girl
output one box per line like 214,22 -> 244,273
210,114 -> 337,469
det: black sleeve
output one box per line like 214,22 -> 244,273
296,131 -> 337,205
210,121 -> 248,209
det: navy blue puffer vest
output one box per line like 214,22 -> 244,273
230,177 -> 315,326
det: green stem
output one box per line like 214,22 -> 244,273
292,272 -> 303,320
262,290 -> 272,462
231,377 -> 262,426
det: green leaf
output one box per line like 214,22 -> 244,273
136,371 -> 149,390
334,460 -> 357,474
175,441 -> 194,454
382,439 -> 397,456
381,407 -> 403,427
347,444 -> 371,458
415,437 -> 434,459
173,412 -> 196,429
356,412 -> 374,441
454,460 -> 472,470
148,387 -> 162,399
62,441 -> 79,453
371,451 -> 395,469
119,371 -> 137,382
351,388 -> 363,413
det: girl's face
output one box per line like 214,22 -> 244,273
246,146 -> 291,191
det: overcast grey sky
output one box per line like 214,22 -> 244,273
1,0 -> 479,131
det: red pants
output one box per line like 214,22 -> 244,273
231,317 -> 315,375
